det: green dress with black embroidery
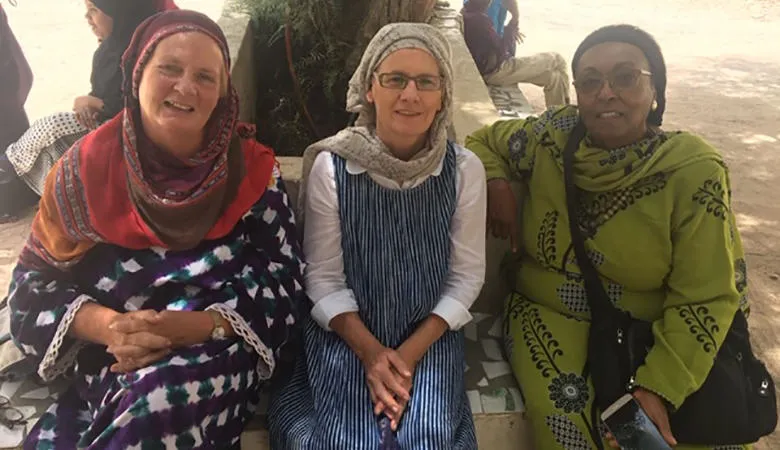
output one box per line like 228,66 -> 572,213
466,105 -> 751,450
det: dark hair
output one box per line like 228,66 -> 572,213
92,0 -> 161,42
89,0 -> 163,119
571,24 -> 666,126
463,0 -> 493,11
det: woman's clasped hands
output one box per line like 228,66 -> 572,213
361,343 -> 417,431
105,309 -> 211,373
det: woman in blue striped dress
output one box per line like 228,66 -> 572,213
268,23 -> 487,449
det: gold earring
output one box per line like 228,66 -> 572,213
652,100 -> 658,111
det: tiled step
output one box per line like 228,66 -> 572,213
0,313 -> 533,450
239,411 -> 534,449
237,312 -> 536,449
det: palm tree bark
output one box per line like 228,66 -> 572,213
347,0 -> 439,70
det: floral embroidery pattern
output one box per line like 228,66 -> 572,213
678,305 -> 720,353
532,128 -> 560,165
578,172 -> 668,236
607,282 -> 624,304
508,294 -> 602,446
734,258 -> 747,293
692,179 -> 728,220
551,114 -> 578,133
510,298 -> 563,379
557,282 -> 589,314
537,211 -> 560,269
545,415 -> 592,449
734,258 -> 750,313
599,147 -> 628,166
532,107 -> 558,136
740,294 -> 750,314
596,131 -> 677,170
555,278 -> 620,315
729,216 -> 737,245
548,373 -> 590,414
508,128 -> 529,164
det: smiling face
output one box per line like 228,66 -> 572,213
84,0 -> 113,41
366,48 -> 443,156
137,31 -> 226,158
574,42 -> 656,149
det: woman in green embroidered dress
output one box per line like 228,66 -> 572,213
466,25 -> 752,449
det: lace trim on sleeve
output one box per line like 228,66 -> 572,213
38,294 -> 92,382
207,304 -> 275,380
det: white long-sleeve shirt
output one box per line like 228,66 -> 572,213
303,144 -> 487,331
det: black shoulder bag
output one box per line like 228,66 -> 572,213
562,121 -> 777,446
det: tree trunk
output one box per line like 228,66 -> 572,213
347,0 -> 439,70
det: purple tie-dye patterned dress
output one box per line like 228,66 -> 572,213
6,168 -> 307,449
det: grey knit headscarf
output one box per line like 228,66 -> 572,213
298,22 -> 453,217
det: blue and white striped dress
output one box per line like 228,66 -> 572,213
269,144 -> 477,449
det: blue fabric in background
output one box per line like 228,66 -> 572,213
464,0 -> 508,35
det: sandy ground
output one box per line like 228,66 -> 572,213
1,0 -> 779,447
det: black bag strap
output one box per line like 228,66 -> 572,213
562,121 -> 615,317
561,122 -> 611,450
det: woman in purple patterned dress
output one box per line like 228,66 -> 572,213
5,10 -> 306,449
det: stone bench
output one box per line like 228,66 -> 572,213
0,308 -> 529,450
240,313 -> 530,449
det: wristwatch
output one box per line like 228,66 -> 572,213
207,310 -> 227,341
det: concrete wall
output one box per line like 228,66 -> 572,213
219,1 -> 258,124
428,5 -> 514,316
428,6 -> 503,144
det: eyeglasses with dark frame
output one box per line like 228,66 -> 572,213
573,68 -> 652,96
0,395 -> 26,429
373,72 -> 444,92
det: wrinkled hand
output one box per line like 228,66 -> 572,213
505,20 -> 525,44
73,96 -> 102,130
144,310 -> 212,348
73,96 -> 92,111
107,310 -> 171,373
606,388 -> 677,448
487,179 -> 519,252
634,389 -> 677,447
363,346 -> 412,422
74,106 -> 100,130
